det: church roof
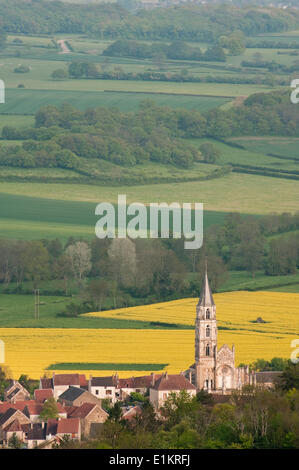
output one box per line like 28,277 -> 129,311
198,266 -> 215,307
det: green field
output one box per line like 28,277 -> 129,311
189,137 -> 299,173
0,169 -> 298,216
229,137 -> 299,160
0,88 -> 230,114
0,293 -> 192,329
0,191 -> 230,241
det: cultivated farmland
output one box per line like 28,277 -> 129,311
0,291 -> 297,379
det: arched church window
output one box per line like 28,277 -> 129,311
205,380 -> 209,389
206,344 -> 210,356
206,309 -> 210,319
206,325 -> 210,337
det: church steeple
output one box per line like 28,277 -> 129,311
198,260 -> 215,308
194,259 -> 218,387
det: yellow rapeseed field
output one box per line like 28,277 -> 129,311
85,291 -> 299,336
0,292 -> 298,379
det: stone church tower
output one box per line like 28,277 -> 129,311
186,263 -> 254,393
194,266 -> 218,391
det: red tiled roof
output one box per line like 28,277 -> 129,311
57,418 -> 80,435
90,376 -> 116,387
24,402 -> 43,416
4,419 -> 22,432
0,402 -> 17,414
57,403 -> 67,415
65,406 -> 78,418
118,378 -> 135,388
0,400 -> 34,414
79,375 -> 87,388
40,378 -> 53,389
34,389 -> 54,402
122,375 -> 163,389
53,374 -> 80,386
68,403 -> 95,419
152,373 -> 196,391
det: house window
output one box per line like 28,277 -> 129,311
206,325 -> 210,337
136,389 -> 140,393
205,380 -> 209,389
163,393 -> 167,399
206,309 -> 210,319
206,344 -> 210,356
95,390 -> 99,395
106,390 -> 112,395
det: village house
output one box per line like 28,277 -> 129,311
56,418 -> 81,442
27,424 -> 47,449
58,386 -> 103,408
4,381 -> 30,403
149,372 -> 197,409
0,408 -> 30,443
118,375 -> 162,401
88,374 -> 164,403
39,373 -> 87,399
2,419 -> 24,445
67,403 -> 108,437
88,375 -> 119,403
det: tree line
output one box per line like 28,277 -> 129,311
0,2 -> 298,42
64,61 -> 288,87
0,90 -> 298,177
0,211 -> 299,311
102,40 -> 226,62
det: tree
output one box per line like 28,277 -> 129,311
160,390 -> 199,428
109,401 -> 123,422
278,362 -> 299,391
265,237 -> 297,276
108,238 -> 137,289
21,241 -> 50,288
65,241 -> 91,285
152,51 -> 167,70
8,433 -> 23,449
86,279 -> 111,311
51,69 -> 68,80
199,143 -> 221,164
196,253 -> 227,291
39,397 -> 59,421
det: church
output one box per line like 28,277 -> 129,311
185,266 -> 256,393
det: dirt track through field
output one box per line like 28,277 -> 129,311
57,39 -> 70,54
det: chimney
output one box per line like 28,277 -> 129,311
151,373 -> 155,387
188,371 -> 192,383
165,371 -> 168,380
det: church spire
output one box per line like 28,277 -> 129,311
198,258 -> 215,307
